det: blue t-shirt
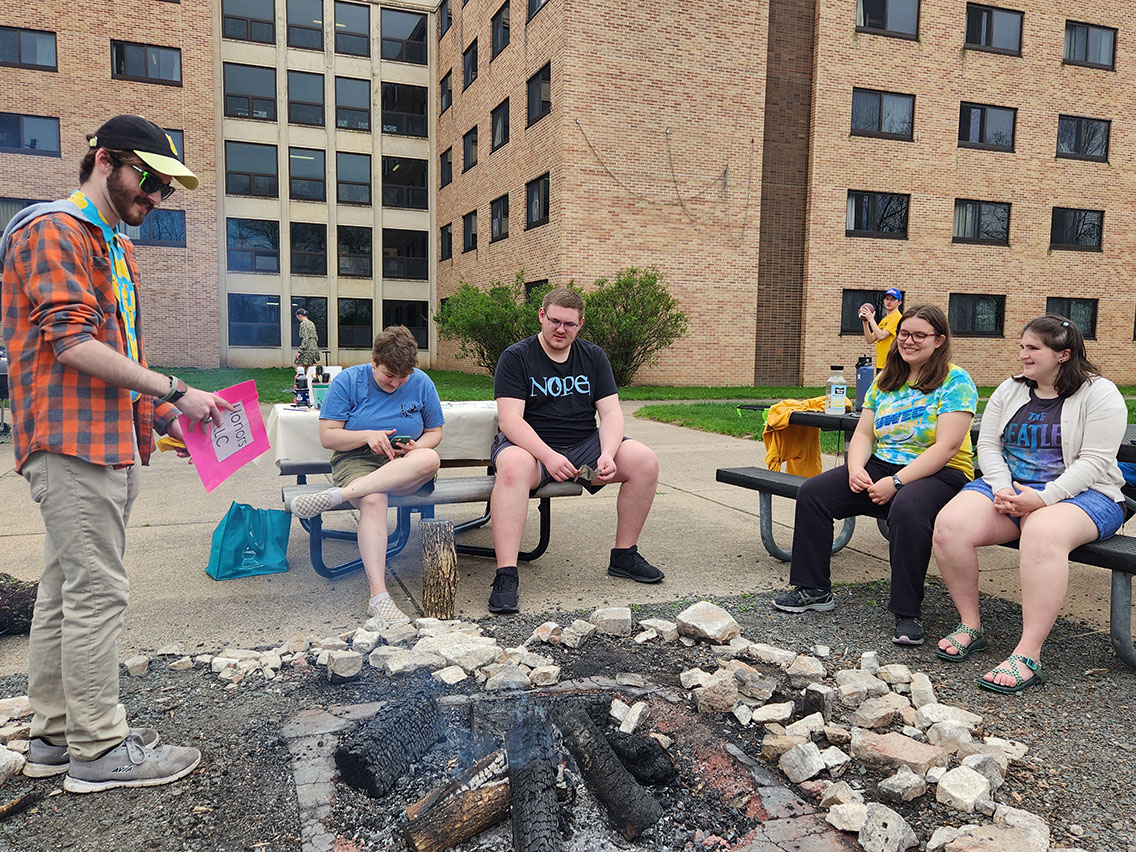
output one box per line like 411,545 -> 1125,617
319,364 -> 444,439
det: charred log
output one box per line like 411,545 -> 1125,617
0,574 -> 37,636
336,689 -> 445,798
402,751 -> 511,852
506,707 -> 563,852
605,730 -> 677,786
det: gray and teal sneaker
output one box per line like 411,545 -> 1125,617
771,587 -> 835,613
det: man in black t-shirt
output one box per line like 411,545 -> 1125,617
486,288 -> 663,614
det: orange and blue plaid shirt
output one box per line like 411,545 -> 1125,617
0,199 -> 175,472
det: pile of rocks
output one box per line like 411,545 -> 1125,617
0,696 -> 33,783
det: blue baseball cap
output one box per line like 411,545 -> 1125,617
884,288 -> 902,300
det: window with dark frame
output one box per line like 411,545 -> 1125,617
287,0 -> 323,50
1046,297 -> 1098,338
118,209 -> 187,247
288,70 -> 324,125
463,211 -> 477,252
440,71 -> 452,115
524,279 -> 549,299
223,63 -> 276,121
381,82 -> 427,136
111,40 -> 181,84
0,113 -> 60,156
382,229 -> 428,279
440,148 -> 452,187
850,88 -> 914,139
964,3 -> 1022,54
526,173 -> 549,228
290,222 -> 327,276
226,218 -> 280,272
527,63 -> 551,125
491,193 -> 509,241
492,2 -> 511,57
846,190 -> 909,238
225,140 -> 278,197
528,0 -> 549,21
338,298 -> 373,348
0,198 -> 41,232
840,289 -> 895,333
227,293 -> 280,346
334,1 -> 369,55
439,0 -> 452,38
1064,20 -> 1116,69
1057,115 -> 1110,162
949,293 -> 1005,336
381,156 -> 427,209
463,126 -> 478,171
952,199 -> 1010,245
440,223 -> 452,260
1050,207 -> 1103,250
165,129 -> 185,161
336,151 -> 372,205
335,76 -> 370,131
463,39 -> 478,89
289,147 -> 326,200
382,300 -> 429,348
958,102 -> 1016,151
289,296 -> 327,347
491,99 -> 509,151
381,8 -> 426,63
856,0 -> 919,38
338,225 -> 372,277
221,0 -> 274,44
0,26 -> 57,70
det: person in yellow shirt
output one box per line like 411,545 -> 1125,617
859,287 -> 903,369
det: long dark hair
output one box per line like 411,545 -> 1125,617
876,304 -> 953,393
1013,314 -> 1099,396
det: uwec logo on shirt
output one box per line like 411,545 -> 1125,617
530,375 -> 590,398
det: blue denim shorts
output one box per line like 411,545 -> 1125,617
962,476 -> 1125,541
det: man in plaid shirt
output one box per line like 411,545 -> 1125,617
0,115 -> 229,793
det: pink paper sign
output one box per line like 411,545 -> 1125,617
178,380 -> 270,493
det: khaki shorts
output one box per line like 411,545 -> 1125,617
329,446 -> 392,488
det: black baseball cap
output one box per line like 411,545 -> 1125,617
88,114 -> 199,190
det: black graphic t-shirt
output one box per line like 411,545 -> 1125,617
1001,389 -> 1065,487
494,335 -> 618,449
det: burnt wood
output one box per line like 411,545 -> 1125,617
506,708 -> 563,852
0,574 -> 37,636
336,690 -> 445,798
402,751 -> 511,852
605,730 -> 677,786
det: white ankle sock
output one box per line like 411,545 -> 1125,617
369,592 -> 390,606
325,487 -> 344,508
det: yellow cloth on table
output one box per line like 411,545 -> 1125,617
762,396 -> 832,478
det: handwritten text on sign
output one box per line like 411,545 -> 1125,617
210,401 -> 252,463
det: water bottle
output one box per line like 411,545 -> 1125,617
293,366 -> 310,407
825,365 -> 847,415
855,356 -> 874,412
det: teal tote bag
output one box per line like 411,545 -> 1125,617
206,502 -> 291,580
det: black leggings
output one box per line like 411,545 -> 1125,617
788,456 -> 968,618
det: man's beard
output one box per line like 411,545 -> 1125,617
107,166 -> 154,227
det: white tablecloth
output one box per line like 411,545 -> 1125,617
257,400 -> 499,469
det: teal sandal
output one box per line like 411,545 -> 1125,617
976,654 -> 1047,694
935,623 -> 988,662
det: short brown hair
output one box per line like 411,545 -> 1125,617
79,143 -> 137,183
542,287 -> 584,315
371,325 -> 419,375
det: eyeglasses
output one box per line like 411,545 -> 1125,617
125,163 -> 176,201
896,329 -> 935,343
545,318 -> 579,330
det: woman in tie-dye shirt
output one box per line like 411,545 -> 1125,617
933,316 -> 1127,694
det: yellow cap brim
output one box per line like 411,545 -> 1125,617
135,150 -> 199,190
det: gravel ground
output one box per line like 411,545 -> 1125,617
1,579 -> 1134,852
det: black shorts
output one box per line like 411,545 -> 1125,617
490,430 -> 626,494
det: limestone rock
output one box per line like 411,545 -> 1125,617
859,651 -> 880,674
368,646 -> 399,668
802,682 -> 837,720
786,655 -> 827,688
693,669 -> 739,714
413,634 -> 500,672
827,802 -> 868,833
928,826 -> 961,851
914,703 -> 983,733
727,661 -> 777,702
751,701 -> 795,724
639,618 -> 679,641
675,600 -> 741,643
936,766 -> 991,813
485,665 -> 530,691
314,638 -> 348,651
852,696 -> 899,729
0,746 -> 26,784
745,642 -> 797,669
123,655 -> 149,677
154,642 -> 185,656
850,729 -> 950,775
761,733 -> 806,760
820,779 -> 864,807
784,712 -> 825,739
560,619 -> 597,649
910,671 -> 936,708
433,665 -> 467,685
168,656 -> 194,671
820,745 -> 850,776
928,719 -> 973,752
956,742 -> 1009,774
385,650 -> 447,675
859,803 -> 918,852
876,664 -> 912,684
633,628 -> 657,644
732,704 -> 752,726
944,823 -> 1048,851
984,736 -> 1028,762
351,629 -> 381,654
589,606 -> 633,636
526,621 -> 561,645
962,753 -> 1004,791
993,804 -> 1050,847
609,698 -> 631,723
620,702 -> 649,734
680,667 -> 711,689
0,723 -> 30,745
779,741 -> 825,783
529,665 -> 561,686
327,650 -> 364,683
878,765 -> 927,802
824,724 -> 851,745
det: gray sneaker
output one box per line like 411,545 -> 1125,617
23,728 -> 161,778
64,732 -> 199,793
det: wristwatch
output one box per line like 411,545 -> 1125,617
159,374 -> 187,404
891,474 -> 904,490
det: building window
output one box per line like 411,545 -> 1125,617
491,194 -> 509,242
221,0 -> 275,44
383,229 -> 428,278
491,99 -> 509,151
0,26 -> 57,70
528,0 -> 549,21
0,198 -> 40,232
840,289 -> 897,333
0,113 -> 60,156
382,156 -> 427,209
223,63 -> 277,121
289,296 -> 327,347
1057,115 -> 1110,162
1064,21 -> 1116,70
964,4 -> 1022,54
492,2 -> 511,58
958,102 -> 1015,151
225,141 -> 278,197
381,82 -> 427,136
383,300 -> 428,348
463,211 -> 477,252
527,63 -> 551,125
118,209 -> 187,247
289,147 -> 326,200
165,129 -> 185,162
290,222 -> 327,276
526,173 -> 549,228
381,8 -> 426,64
339,298 -> 373,347
1047,297 -> 1098,338
440,71 -> 452,114
287,0 -> 323,50
439,0 -> 452,38
111,41 -> 181,85
850,88 -> 914,140
952,199 -> 1010,245
288,70 -> 324,125
463,39 -> 478,89
335,77 -> 370,131
227,293 -> 280,346
846,190 -> 909,238
440,223 -> 452,260
1050,207 -> 1103,251
227,218 -> 280,272
440,148 -> 452,187
949,293 -> 1005,336
334,1 -> 369,56
856,0 -> 919,39
338,225 -> 372,277
524,279 -> 548,298
463,126 -> 478,171
337,152 -> 372,205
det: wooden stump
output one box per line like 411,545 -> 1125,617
421,520 -> 457,620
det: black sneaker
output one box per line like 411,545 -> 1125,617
771,587 -> 835,613
893,616 -> 925,646
607,546 -> 664,583
488,567 -> 519,614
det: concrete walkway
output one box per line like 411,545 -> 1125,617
1,401 -> 1130,676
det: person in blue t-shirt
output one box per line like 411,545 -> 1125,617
288,326 -> 444,624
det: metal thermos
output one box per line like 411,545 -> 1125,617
855,356 -> 874,412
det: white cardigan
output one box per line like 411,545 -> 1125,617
977,375 -> 1127,505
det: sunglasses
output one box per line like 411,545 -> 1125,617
125,163 -> 176,201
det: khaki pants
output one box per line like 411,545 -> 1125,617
21,451 -> 139,759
